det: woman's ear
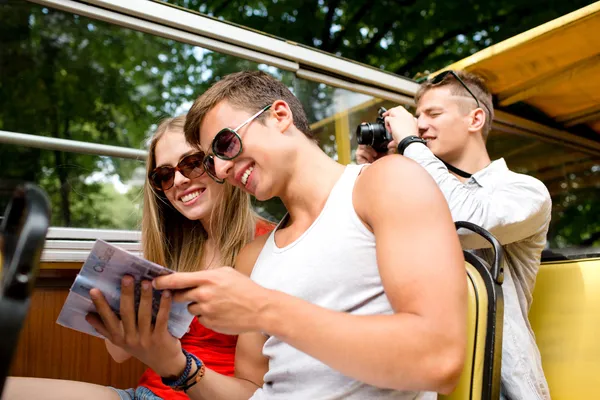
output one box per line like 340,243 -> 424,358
468,108 -> 486,134
271,100 -> 294,133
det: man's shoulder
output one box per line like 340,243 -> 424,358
355,155 -> 433,192
354,155 -> 449,221
499,166 -> 552,210
494,162 -> 550,196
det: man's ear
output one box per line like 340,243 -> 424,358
468,108 -> 486,134
271,100 -> 294,133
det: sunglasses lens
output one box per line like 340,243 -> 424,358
213,129 -> 241,159
431,71 -> 449,84
179,153 -> 205,179
151,167 -> 175,191
203,155 -> 218,178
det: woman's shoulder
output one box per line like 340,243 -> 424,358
235,225 -> 273,276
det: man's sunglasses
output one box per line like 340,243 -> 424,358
202,104 -> 272,183
149,152 -> 206,191
430,70 -> 492,116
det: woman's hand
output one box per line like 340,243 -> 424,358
86,276 -> 187,378
105,337 -> 132,363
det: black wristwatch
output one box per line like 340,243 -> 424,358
397,136 -> 426,155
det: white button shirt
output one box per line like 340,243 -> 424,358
404,142 -> 552,400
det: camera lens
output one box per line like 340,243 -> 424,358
356,122 -> 389,152
355,107 -> 391,153
356,123 -> 374,146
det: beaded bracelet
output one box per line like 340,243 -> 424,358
181,362 -> 206,392
161,349 -> 204,391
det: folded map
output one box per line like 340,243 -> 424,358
57,240 -> 194,339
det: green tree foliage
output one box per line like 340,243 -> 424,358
0,2 -> 198,227
1,0 -> 598,247
163,0 -> 595,77
550,189 -> 600,248
1,4 -> 147,225
0,1 -> 326,228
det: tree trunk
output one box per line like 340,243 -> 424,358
42,37 -> 72,226
53,149 -> 71,226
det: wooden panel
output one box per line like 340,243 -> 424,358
9,286 -> 147,389
39,262 -> 84,270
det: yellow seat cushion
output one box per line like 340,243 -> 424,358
530,257 -> 600,400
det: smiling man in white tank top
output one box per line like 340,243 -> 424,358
154,71 -> 468,400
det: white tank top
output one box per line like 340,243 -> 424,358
250,164 -> 432,400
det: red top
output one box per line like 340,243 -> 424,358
137,220 -> 275,399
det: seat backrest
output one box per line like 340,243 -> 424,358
0,184 -> 51,395
530,256 -> 600,399
440,222 -> 504,400
444,261 -> 489,400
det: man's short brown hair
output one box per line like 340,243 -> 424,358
415,70 -> 494,140
184,70 -> 315,148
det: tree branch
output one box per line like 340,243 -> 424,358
355,0 -> 421,60
328,1 -> 374,51
394,27 -> 466,75
211,0 -> 232,17
300,1 -> 322,47
355,19 -> 396,61
320,0 -> 342,52
393,5 -> 535,75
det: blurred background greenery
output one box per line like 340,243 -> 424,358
1,0 -> 597,249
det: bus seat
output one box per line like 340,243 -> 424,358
440,222 -> 504,400
0,184 -> 51,396
530,256 -> 600,399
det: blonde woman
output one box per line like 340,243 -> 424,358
3,115 -> 273,400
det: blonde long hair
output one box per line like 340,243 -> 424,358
142,115 -> 257,272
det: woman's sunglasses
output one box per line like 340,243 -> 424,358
202,104 -> 272,183
149,152 -> 206,191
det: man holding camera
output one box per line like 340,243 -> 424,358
356,70 -> 551,400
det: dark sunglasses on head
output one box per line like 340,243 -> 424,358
202,104 -> 272,183
430,70 -> 492,116
149,152 -> 206,191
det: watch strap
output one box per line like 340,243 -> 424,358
397,135 -> 426,155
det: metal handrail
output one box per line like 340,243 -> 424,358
0,130 -> 147,160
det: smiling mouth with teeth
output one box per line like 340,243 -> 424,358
180,189 -> 204,203
241,166 -> 254,186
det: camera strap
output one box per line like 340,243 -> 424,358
438,158 -> 472,178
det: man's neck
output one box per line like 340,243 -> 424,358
278,143 -> 345,226
445,143 -> 491,182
